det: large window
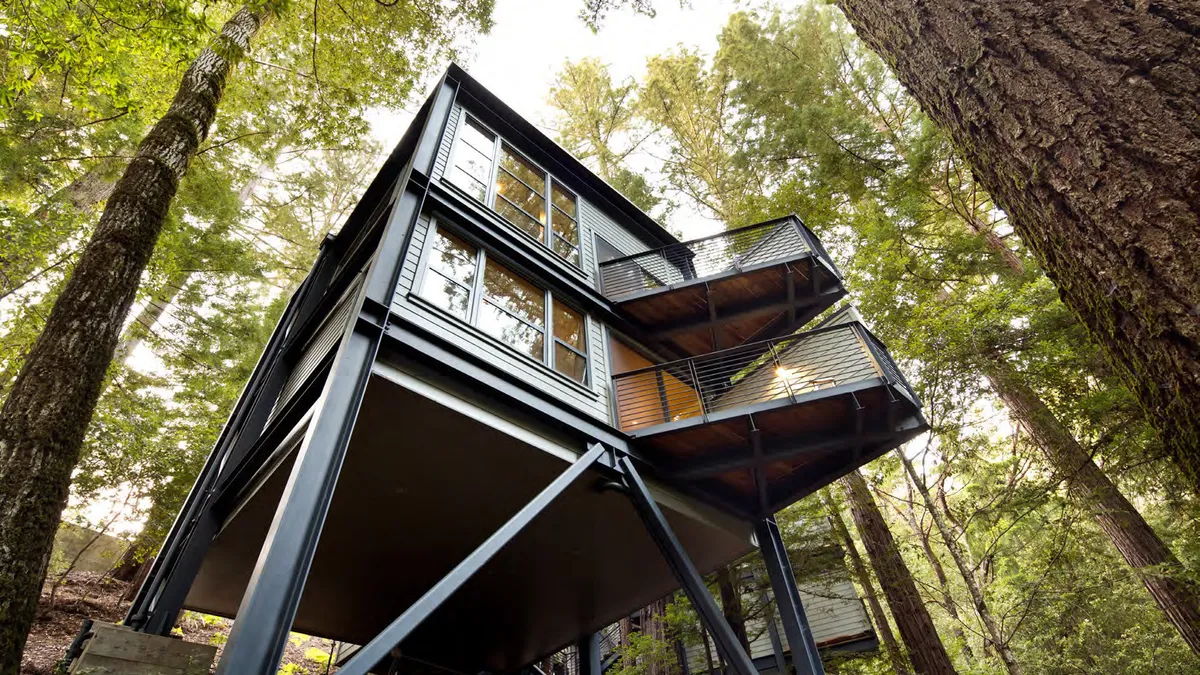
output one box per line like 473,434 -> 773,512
446,115 -> 582,268
418,225 -> 590,384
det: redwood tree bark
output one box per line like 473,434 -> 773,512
715,566 -> 752,653
0,8 -> 266,672
986,362 -> 1200,654
840,471 -> 958,675
822,490 -> 911,675
834,0 -> 1200,488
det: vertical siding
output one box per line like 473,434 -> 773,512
393,213 -> 610,423
432,104 -> 461,182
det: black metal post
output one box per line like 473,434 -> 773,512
617,456 -> 758,675
578,631 -> 602,675
756,517 -> 824,675
215,307 -> 382,675
338,443 -> 610,675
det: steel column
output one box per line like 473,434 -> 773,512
578,632 -> 602,675
617,456 -> 758,675
756,517 -> 824,675
215,309 -> 382,675
338,443 -> 610,675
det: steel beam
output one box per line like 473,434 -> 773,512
756,517 -> 824,675
578,631 -> 602,675
338,443 -> 610,675
617,456 -> 758,675
216,311 -> 382,675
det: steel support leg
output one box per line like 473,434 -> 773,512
338,443 -> 609,675
617,456 -> 758,675
756,517 -> 824,675
578,631 -> 602,675
216,318 -> 381,675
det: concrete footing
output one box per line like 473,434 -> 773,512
67,622 -> 216,675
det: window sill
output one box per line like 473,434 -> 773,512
438,177 -> 589,280
404,293 -> 600,401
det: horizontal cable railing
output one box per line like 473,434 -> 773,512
612,322 -> 913,432
599,218 -> 837,300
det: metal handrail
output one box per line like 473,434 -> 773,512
598,217 -> 839,300
611,321 -> 916,432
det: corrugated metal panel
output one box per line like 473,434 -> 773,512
267,279 -> 360,424
392,214 -> 609,422
433,104 -> 462,182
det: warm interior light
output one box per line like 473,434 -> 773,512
775,366 -> 793,380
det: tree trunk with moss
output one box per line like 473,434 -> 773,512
986,362 -> 1200,654
0,8 -> 266,672
840,471 -> 958,675
835,0 -> 1200,489
822,490 -> 910,675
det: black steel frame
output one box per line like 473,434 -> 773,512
757,517 -> 825,675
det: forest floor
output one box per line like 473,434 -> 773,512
21,571 -> 341,674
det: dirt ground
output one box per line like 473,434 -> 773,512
21,572 -> 342,674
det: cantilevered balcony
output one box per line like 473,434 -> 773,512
599,217 -> 846,357
612,321 -> 926,516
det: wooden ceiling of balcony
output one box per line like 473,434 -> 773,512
636,383 -> 926,518
616,258 -> 844,359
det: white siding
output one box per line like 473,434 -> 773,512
685,576 -> 873,671
393,212 -> 610,423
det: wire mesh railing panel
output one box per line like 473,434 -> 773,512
599,219 -> 820,300
612,324 -> 895,432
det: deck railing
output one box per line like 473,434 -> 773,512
612,322 -> 915,433
598,217 -> 840,300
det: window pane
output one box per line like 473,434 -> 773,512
499,145 -> 545,193
448,166 -> 487,201
496,170 -> 546,223
494,196 -> 545,241
551,182 -> 576,216
553,299 -> 585,349
428,229 -> 477,287
553,235 -> 580,265
420,271 -> 471,320
460,118 -> 495,157
555,343 -> 587,383
551,208 -> 578,242
480,301 -> 544,360
484,260 -> 545,327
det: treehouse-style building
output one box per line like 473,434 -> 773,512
118,64 -> 926,675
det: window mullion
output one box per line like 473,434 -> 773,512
544,175 -> 552,248
468,248 -> 487,325
544,289 -> 553,366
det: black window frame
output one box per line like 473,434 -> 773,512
415,220 -> 592,387
445,112 -> 584,270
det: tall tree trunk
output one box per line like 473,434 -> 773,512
821,490 -> 910,675
986,361 -> 1200,654
893,484 -> 975,663
833,0 -> 1200,490
715,566 -> 751,653
0,8 -> 266,672
899,457 -> 1022,675
840,471 -> 958,675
